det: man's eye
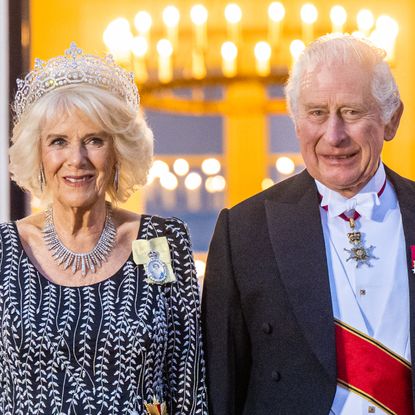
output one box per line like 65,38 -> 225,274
310,110 -> 324,117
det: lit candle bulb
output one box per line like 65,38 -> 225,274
254,41 -> 272,76
300,3 -> 318,44
330,5 -> 347,33
134,11 -> 152,41
224,3 -> 242,44
190,4 -> 208,50
221,41 -> 238,77
290,39 -> 305,66
157,38 -> 173,83
162,5 -> 180,51
356,9 -> 375,37
268,2 -> 285,48
131,35 -> 149,83
103,18 -> 133,63
370,15 -> 399,62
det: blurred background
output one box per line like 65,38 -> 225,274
2,0 -> 415,280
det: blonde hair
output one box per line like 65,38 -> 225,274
10,84 -> 153,203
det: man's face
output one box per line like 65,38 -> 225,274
295,63 -> 400,197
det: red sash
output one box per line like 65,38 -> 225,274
335,320 -> 414,415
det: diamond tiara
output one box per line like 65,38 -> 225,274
13,42 -> 140,123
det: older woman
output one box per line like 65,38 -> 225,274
1,43 -> 207,415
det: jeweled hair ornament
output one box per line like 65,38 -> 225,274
13,42 -> 140,123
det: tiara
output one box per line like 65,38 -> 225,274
13,42 -> 140,123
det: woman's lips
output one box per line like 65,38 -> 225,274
63,175 -> 94,186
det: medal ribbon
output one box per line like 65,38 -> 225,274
335,320 -> 413,415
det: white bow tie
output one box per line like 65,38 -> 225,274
325,191 -> 381,220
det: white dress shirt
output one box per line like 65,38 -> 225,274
315,163 -> 411,415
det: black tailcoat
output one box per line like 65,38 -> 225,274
202,167 -> 415,415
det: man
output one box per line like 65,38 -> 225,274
202,34 -> 415,414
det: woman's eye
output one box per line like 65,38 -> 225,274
86,137 -> 104,146
50,137 -> 66,146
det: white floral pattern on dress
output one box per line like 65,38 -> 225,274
0,215 -> 207,415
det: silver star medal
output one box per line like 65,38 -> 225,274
144,250 -> 168,284
344,218 -> 378,268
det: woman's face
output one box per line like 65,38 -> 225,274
40,110 -> 115,210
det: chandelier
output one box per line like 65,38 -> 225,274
102,2 -> 399,94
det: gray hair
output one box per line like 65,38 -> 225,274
285,34 -> 401,123
9,84 -> 153,203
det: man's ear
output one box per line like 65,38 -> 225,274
384,101 -> 404,142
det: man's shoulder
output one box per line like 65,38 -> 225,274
229,169 -> 315,216
386,166 -> 415,189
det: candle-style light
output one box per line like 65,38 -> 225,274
134,11 -> 152,41
157,38 -> 174,83
190,4 -> 208,50
300,3 -> 318,44
356,9 -> 375,37
221,41 -> 238,77
131,35 -> 149,83
162,5 -> 180,50
268,2 -> 285,48
254,41 -> 272,76
190,4 -> 208,79
290,39 -> 305,66
370,15 -> 399,62
224,3 -> 242,45
330,5 -> 347,33
103,18 -> 133,63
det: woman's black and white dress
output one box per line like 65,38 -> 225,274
0,215 -> 208,415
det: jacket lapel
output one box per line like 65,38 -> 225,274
265,170 -> 336,381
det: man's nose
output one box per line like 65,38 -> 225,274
324,114 -> 348,145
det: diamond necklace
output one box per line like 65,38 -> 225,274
43,202 -> 117,276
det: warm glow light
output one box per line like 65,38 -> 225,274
357,9 -> 375,34
185,172 -> 202,190
330,5 -> 347,31
134,11 -> 152,34
224,3 -> 242,24
157,39 -> 173,57
162,5 -> 180,28
268,2 -> 285,22
261,178 -> 274,190
290,40 -> 305,62
195,260 -> 206,278
150,160 -> 169,178
376,15 -> 399,38
173,158 -> 190,176
201,158 -> 221,175
160,172 -> 178,190
276,157 -> 295,175
103,18 -> 133,60
131,36 -> 148,58
255,41 -> 271,61
221,41 -> 238,61
190,4 -> 208,25
205,175 -> 226,193
370,16 -> 399,61
300,4 -> 318,25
